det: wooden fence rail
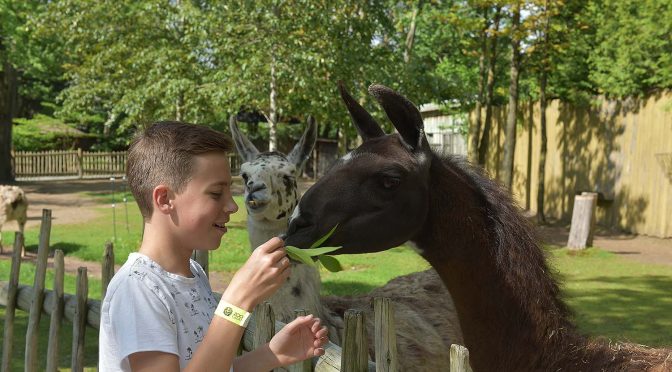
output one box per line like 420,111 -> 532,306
0,208 -> 471,371
11,150 -> 242,181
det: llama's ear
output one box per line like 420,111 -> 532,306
229,115 -> 259,162
338,81 -> 385,141
368,84 -> 426,151
287,115 -> 317,172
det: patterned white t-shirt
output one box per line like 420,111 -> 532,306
99,252 -> 219,371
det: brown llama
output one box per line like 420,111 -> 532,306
286,83 -> 672,371
230,115 -> 463,371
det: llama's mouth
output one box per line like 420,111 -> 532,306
246,196 -> 270,211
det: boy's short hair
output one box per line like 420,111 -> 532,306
127,121 -> 234,219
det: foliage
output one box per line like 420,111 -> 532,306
587,0 -> 672,97
12,114 -> 95,151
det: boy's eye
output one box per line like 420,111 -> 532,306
210,192 -> 223,199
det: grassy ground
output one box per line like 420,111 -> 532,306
1,190 -> 671,370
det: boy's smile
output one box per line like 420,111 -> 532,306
169,152 -> 239,251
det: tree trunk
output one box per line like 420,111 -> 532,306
0,61 -> 18,183
403,0 -> 424,64
468,7 -> 490,164
537,69 -> 548,224
268,54 -> 278,152
477,6 -> 502,166
502,3 -> 521,189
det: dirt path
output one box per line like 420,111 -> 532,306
1,180 -> 671,292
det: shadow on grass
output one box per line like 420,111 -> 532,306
25,242 -> 86,255
565,275 -> 672,346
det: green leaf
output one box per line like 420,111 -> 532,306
318,255 -> 343,272
299,246 -> 342,256
286,246 -> 316,267
309,224 -> 339,249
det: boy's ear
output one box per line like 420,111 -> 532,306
153,185 -> 174,214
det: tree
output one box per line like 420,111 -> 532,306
501,1 -> 521,189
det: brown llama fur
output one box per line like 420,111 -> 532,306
286,84 -> 672,372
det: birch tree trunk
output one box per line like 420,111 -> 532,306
477,5 -> 502,166
268,54 -> 278,152
502,3 -> 521,189
468,7 -> 490,164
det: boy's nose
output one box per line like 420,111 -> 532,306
225,197 -> 239,214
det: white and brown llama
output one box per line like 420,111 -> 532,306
229,115 -> 463,371
286,83 -> 672,371
0,185 -> 28,255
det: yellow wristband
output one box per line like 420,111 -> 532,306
215,300 -> 251,328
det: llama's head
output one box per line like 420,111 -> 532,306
286,84 -> 434,254
230,115 -> 317,224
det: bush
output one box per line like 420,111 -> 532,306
12,114 -> 97,151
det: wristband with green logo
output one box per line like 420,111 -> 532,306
215,300 -> 251,328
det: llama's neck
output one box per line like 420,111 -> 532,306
413,157 -> 584,371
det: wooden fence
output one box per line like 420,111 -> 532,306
11,150 -> 242,181
475,92 -> 672,237
0,209 -> 472,371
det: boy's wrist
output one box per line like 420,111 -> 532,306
221,288 -> 256,312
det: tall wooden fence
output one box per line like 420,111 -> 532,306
475,92 -> 672,237
0,209 -> 471,371
11,150 -> 242,181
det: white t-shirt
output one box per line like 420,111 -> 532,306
99,252 -> 219,371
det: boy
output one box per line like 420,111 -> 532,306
99,121 -> 328,371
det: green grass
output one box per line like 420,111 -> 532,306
1,188 -> 672,371
0,260 -> 102,371
548,247 -> 672,347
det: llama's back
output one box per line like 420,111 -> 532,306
322,269 -> 463,371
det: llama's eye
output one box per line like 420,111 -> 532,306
241,173 -> 249,182
381,176 -> 401,190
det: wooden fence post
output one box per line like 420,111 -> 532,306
193,250 -> 209,277
567,193 -> 597,250
1,232 -> 24,372
46,250 -> 65,372
252,302 -> 275,349
72,267 -> 88,372
341,309 -> 368,372
25,209 -> 52,372
102,241 -> 115,300
449,344 -> 472,372
288,309 -> 311,372
77,148 -> 83,179
374,298 -> 397,372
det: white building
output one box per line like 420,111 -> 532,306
419,103 -> 467,156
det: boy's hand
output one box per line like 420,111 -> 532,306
268,315 -> 328,366
223,237 -> 290,310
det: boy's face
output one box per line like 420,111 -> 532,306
170,152 -> 238,251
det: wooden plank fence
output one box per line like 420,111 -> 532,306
0,208 -> 471,371
11,150 -> 242,181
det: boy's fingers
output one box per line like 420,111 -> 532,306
285,314 -> 314,332
313,348 -> 325,357
258,237 -> 285,253
310,318 -> 322,333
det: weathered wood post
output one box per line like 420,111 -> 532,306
288,309 -> 311,372
77,148 -> 83,179
25,209 -> 52,372
341,309 -> 368,372
450,344 -> 472,372
252,302 -> 277,371
567,193 -> 597,250
72,267 -> 88,372
374,298 -> 397,372
102,241 -> 115,300
193,250 -> 209,277
46,250 -> 65,372
1,232 -> 24,372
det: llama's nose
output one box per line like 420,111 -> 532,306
247,182 -> 266,194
